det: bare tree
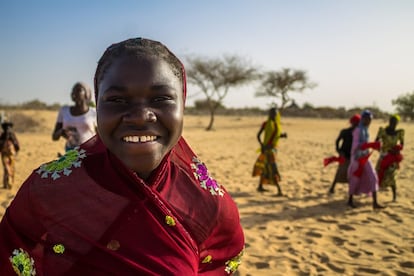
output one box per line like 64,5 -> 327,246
255,68 -> 316,110
186,55 -> 258,130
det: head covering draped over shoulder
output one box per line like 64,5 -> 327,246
350,114 -> 361,125
391,114 -> 401,122
361,109 -> 373,119
358,109 -> 373,145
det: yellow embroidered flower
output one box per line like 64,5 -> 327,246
165,215 -> 176,226
202,255 -> 212,263
225,249 -> 244,274
53,244 -> 65,254
9,248 -> 36,276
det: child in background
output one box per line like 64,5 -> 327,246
0,121 -> 20,189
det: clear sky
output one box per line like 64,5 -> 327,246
1,0 -> 413,112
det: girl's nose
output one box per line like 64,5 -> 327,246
122,106 -> 157,124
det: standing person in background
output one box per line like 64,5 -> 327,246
0,37 -> 244,275
0,121 -> 20,189
375,114 -> 404,202
347,110 -> 384,209
252,107 -> 286,196
328,114 -> 361,193
52,82 -> 97,152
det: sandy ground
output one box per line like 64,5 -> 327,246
1,110 -> 413,276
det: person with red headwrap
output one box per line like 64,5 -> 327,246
347,110 -> 384,209
375,114 -> 404,202
0,38 -> 244,275
327,114 -> 360,194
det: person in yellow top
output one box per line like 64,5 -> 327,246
375,114 -> 404,202
252,107 -> 286,195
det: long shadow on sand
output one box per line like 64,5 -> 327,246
239,198 -> 348,229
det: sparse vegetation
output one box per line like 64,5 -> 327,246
392,91 -> 414,121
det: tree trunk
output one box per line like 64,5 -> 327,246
206,108 -> 215,131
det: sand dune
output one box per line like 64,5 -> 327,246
1,110 -> 413,275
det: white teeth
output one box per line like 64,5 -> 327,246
123,136 -> 157,143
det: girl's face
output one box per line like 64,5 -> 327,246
71,86 -> 88,106
96,55 -> 184,179
389,117 -> 398,129
361,116 -> 372,127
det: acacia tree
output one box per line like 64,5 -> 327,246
186,55 -> 257,130
255,68 -> 316,110
392,91 -> 414,121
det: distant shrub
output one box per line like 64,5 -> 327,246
7,112 -> 41,133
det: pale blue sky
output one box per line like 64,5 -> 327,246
1,0 -> 413,112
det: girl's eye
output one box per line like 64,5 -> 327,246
106,96 -> 127,103
153,96 -> 174,102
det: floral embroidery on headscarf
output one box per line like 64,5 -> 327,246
202,255 -> 212,263
224,249 -> 244,274
36,147 -> 86,180
53,244 -> 65,254
9,248 -> 36,276
165,215 -> 176,226
191,157 -> 224,197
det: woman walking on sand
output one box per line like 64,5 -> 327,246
328,114 -> 361,194
252,107 -> 286,196
375,114 -> 404,202
347,110 -> 384,209
52,82 -> 97,152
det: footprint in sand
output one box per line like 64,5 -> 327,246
306,231 -> 323,238
366,217 -> 382,223
383,210 -> 403,223
338,224 -> 356,231
332,236 -> 346,246
326,262 -> 345,274
347,249 -> 361,258
362,239 -> 375,244
358,267 -> 380,274
388,248 -> 403,254
382,255 -> 397,261
400,261 -> 414,268
317,218 -> 338,224
362,249 -> 374,256
381,240 -> 393,246
255,262 -> 270,269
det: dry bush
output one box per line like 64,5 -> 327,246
6,112 -> 41,133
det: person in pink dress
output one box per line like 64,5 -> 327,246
347,110 -> 384,209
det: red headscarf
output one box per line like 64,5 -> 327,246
350,114 -> 361,125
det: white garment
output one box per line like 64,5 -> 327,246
56,106 -> 97,149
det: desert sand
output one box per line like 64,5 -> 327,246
1,110 -> 413,275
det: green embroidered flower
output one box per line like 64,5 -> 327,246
165,215 -> 176,226
36,147 -> 86,180
53,244 -> 65,254
9,248 -> 36,276
225,249 -> 244,274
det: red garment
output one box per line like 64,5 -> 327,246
378,150 -> 403,186
353,153 -> 372,177
360,141 -> 381,151
323,156 -> 346,167
0,136 -> 244,275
